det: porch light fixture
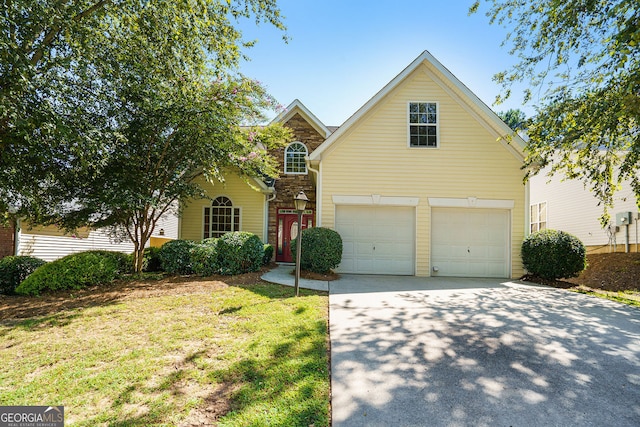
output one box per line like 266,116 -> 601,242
294,190 -> 309,297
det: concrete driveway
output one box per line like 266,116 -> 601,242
329,275 -> 640,427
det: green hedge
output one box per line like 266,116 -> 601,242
292,227 -> 342,274
142,246 -> 163,272
522,229 -> 587,280
191,240 -> 220,276
263,244 -> 274,265
0,256 -> 47,295
159,240 -> 198,274
217,232 -> 264,275
15,250 -> 131,296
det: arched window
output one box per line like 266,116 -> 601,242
203,196 -> 240,238
284,142 -> 308,174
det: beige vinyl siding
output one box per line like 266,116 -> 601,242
320,64 -> 525,277
180,174 -> 266,241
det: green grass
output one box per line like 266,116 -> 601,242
0,282 -> 329,426
570,286 -> 640,307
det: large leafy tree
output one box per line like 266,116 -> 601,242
65,76 -> 291,273
498,108 -> 527,131
471,0 -> 640,223
1,0 -> 290,271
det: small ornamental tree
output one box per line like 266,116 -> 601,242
1,0 -> 291,274
522,229 -> 587,280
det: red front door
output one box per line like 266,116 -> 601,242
276,209 -> 314,262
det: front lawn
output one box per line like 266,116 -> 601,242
0,273 -> 330,426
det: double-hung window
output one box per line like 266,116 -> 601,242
204,196 -> 240,238
530,202 -> 547,233
409,102 -> 438,148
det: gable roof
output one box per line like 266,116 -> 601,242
309,50 -> 526,162
271,99 -> 333,139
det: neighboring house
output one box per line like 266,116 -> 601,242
529,167 -> 640,253
0,215 -> 178,262
0,224 -> 15,259
181,50 -> 528,278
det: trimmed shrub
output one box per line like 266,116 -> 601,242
191,243 -> 220,276
216,232 -> 264,275
15,250 -> 131,296
263,244 -> 274,265
522,229 -> 587,280
291,227 -> 342,274
159,239 -> 197,274
142,246 -> 163,272
0,256 -> 47,295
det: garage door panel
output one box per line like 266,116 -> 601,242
336,206 -> 415,275
432,208 -> 509,278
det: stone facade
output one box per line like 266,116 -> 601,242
267,113 -> 328,254
0,224 -> 15,259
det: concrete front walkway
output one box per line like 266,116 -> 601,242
261,267 -> 640,426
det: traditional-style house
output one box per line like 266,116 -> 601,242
180,51 -> 528,278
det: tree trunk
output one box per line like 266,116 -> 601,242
134,244 -> 145,274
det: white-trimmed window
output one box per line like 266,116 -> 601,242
204,196 -> 240,238
284,142 -> 308,174
530,202 -> 547,233
409,102 -> 438,148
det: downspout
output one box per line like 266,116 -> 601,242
305,156 -> 321,227
523,177 -> 530,277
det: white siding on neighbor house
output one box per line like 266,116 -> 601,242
155,209 -> 179,239
529,168 -> 640,250
18,230 -> 136,262
17,211 -> 179,262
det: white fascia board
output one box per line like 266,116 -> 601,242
310,50 -> 526,161
419,66 -> 525,162
428,197 -> 515,209
271,99 -> 331,138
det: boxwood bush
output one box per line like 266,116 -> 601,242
291,227 -> 342,274
142,246 -> 163,272
159,239 -> 198,274
191,241 -> 220,276
263,244 -> 274,265
15,250 -> 131,296
0,256 -> 47,294
522,229 -> 587,280
216,232 -> 264,275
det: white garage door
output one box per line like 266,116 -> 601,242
431,208 -> 510,278
335,205 -> 415,275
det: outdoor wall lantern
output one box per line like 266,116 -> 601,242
293,190 -> 309,297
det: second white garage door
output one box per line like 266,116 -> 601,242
431,207 -> 510,278
335,205 -> 415,275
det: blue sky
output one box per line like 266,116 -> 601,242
237,0 -> 532,126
